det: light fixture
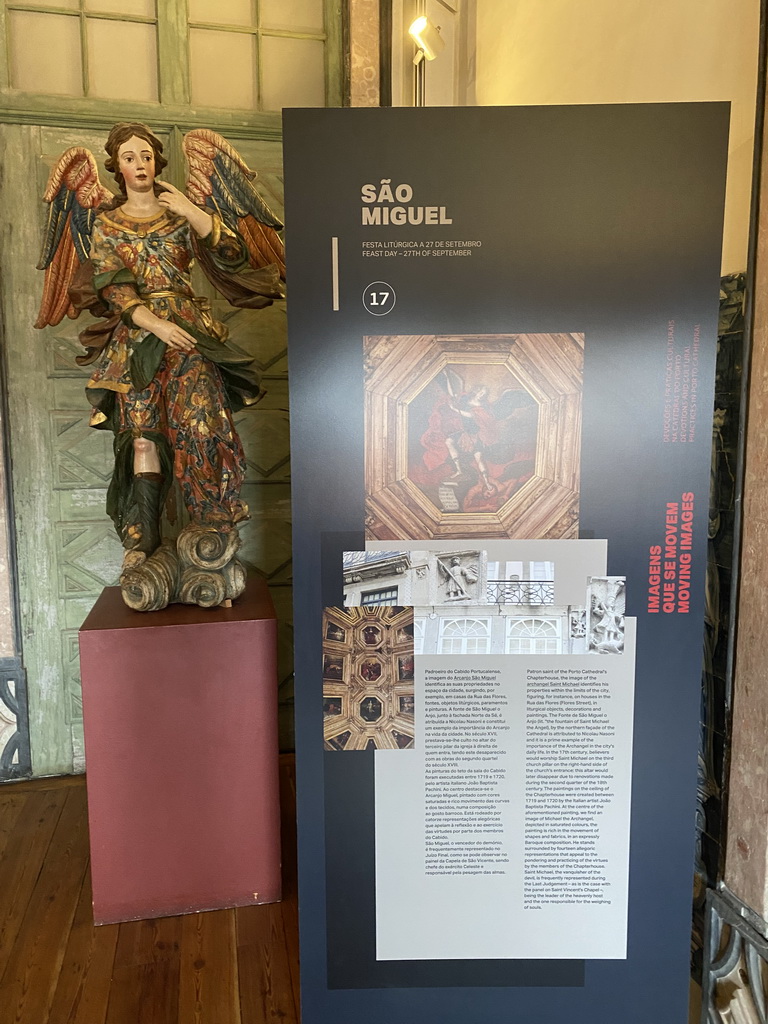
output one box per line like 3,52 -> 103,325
408,15 -> 445,65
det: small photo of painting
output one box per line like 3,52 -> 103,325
398,655 -> 414,681
322,607 -> 415,751
324,697 -> 342,717
408,366 -> 538,516
362,624 -> 382,646
323,655 -> 344,680
327,730 -> 351,751
325,621 -> 346,642
360,659 -> 382,682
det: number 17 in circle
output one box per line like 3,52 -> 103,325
363,281 -> 396,316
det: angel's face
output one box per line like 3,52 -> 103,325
469,386 -> 489,405
117,135 -> 156,193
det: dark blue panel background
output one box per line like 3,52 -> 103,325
283,104 -> 729,1024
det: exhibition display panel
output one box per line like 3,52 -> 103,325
284,104 -> 728,1023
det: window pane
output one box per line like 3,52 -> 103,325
88,20 -> 158,102
443,618 -> 488,637
423,0 -> 457,107
414,619 -> 424,656
23,0 -> 80,7
506,617 -> 561,655
9,11 -> 82,96
508,617 -> 558,637
190,28 -> 255,109
261,36 -> 324,110
188,0 -> 254,27
261,0 -> 324,32
85,0 -> 156,16
438,617 -> 490,655
361,588 -> 398,606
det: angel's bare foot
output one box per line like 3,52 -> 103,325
122,549 -> 147,572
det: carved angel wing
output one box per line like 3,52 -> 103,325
183,129 -> 286,278
34,148 -> 114,329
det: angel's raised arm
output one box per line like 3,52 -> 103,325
34,148 -> 113,329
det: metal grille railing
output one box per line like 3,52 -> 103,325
486,581 -> 555,605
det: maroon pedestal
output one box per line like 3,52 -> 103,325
79,577 -> 281,925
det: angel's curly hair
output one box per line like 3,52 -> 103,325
104,122 -> 168,196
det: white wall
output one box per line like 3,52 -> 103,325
474,0 -> 760,274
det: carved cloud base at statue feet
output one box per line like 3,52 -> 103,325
120,524 -> 247,611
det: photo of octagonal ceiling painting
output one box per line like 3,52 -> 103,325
322,606 -> 415,751
359,657 -> 382,682
364,333 -> 583,540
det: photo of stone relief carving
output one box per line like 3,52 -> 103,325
342,549 -> 555,608
364,333 -> 583,540
570,608 -> 587,641
586,576 -> 626,655
322,606 -> 415,751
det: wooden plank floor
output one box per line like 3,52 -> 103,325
0,755 -> 300,1024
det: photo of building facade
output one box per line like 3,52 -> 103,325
413,604 -> 592,656
343,550 -> 554,608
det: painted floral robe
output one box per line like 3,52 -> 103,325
87,205 -> 260,541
